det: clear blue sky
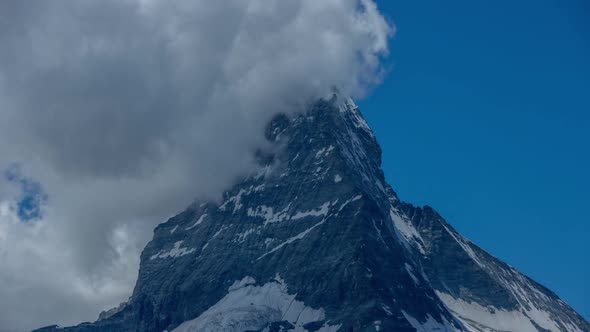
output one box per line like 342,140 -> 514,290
360,0 -> 589,320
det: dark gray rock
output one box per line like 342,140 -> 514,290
34,95 -> 589,332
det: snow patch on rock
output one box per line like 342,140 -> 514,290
247,204 -> 291,226
291,202 -> 331,220
390,208 -> 426,255
172,275 -> 340,332
436,292 -> 581,332
258,218 -> 328,261
405,263 -> 420,286
338,195 -> 362,212
186,213 -> 208,230
315,145 -> 335,159
169,225 -> 178,234
401,310 -> 456,332
150,241 -> 195,260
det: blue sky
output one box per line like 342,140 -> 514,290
4,164 -> 47,222
359,0 -> 589,319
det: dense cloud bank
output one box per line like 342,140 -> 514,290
0,1 -> 392,330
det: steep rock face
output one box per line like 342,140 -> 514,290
401,205 -> 589,332
35,97 -> 589,332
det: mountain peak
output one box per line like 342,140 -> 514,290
36,99 -> 589,332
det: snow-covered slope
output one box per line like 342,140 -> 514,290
400,204 -> 588,332
35,96 -> 589,332
171,275 -> 340,332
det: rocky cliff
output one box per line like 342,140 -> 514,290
35,96 -> 589,332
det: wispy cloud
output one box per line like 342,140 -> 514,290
0,1 -> 392,330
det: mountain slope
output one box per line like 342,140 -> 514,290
35,96 -> 589,332
400,204 -> 589,332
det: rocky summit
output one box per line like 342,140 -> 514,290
36,96 -> 589,332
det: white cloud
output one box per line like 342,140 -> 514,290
0,0 -> 393,330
